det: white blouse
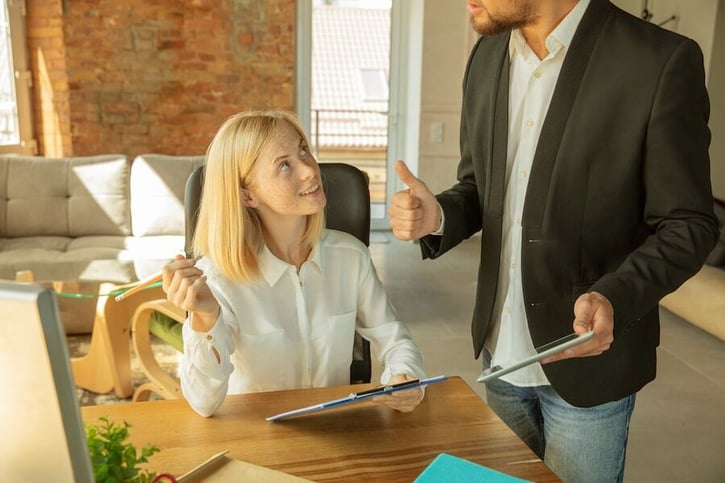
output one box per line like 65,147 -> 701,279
180,229 -> 426,417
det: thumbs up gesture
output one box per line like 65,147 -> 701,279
388,160 -> 442,241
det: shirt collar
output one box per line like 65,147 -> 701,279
509,0 -> 590,62
258,238 -> 323,287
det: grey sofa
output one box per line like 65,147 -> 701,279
0,153 -> 205,285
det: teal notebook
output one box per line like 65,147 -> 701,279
415,453 -> 531,482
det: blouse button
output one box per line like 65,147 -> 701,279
206,335 -> 213,340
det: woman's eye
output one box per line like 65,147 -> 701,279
299,147 -> 308,158
279,160 -> 291,172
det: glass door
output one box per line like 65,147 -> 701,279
296,0 -> 422,231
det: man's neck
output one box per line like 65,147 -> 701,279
521,0 -> 580,59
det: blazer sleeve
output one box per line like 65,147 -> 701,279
592,38 -> 719,327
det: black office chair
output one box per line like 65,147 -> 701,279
131,163 -> 373,401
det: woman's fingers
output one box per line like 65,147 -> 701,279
373,387 -> 424,412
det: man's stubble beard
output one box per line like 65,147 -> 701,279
469,1 -> 536,36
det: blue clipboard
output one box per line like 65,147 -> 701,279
266,375 -> 449,422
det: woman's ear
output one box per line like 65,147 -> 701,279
241,188 -> 258,208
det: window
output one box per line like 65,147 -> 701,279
359,68 -> 388,102
0,0 -> 35,154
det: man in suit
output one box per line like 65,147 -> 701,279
389,0 -> 719,481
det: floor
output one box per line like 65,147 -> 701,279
70,233 -> 725,482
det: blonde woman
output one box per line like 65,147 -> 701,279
162,111 -> 426,417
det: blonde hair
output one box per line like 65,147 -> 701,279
192,111 -> 325,282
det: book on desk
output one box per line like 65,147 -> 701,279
415,453 -> 532,483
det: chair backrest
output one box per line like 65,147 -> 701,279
183,163 -> 372,384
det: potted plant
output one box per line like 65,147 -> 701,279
85,416 -> 171,483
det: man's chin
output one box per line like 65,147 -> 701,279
470,14 -> 530,36
470,16 -> 504,36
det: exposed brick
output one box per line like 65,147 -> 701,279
26,0 -> 295,158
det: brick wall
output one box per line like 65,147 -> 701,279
26,0 -> 295,158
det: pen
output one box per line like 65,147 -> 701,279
353,375 -> 449,399
114,271 -> 163,302
354,378 -> 421,397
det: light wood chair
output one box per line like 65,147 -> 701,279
15,270 -> 164,398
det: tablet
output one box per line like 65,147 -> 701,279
477,331 -> 595,383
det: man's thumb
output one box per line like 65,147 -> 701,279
395,160 -> 423,192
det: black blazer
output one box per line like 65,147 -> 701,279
422,0 -> 719,407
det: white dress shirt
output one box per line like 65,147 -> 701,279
485,0 -> 590,386
180,229 -> 426,416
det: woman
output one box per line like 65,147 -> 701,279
162,111 -> 426,417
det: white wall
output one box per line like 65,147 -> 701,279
611,0 -> 719,80
417,1 -> 471,195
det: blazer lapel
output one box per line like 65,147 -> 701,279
489,53 -> 510,216
523,0 -> 613,227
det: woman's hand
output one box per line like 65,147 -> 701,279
371,373 -> 424,413
162,255 -> 220,331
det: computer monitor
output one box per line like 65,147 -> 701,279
0,282 -> 94,483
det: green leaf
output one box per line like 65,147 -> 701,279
85,416 -> 161,483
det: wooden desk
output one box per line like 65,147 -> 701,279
82,377 -> 560,482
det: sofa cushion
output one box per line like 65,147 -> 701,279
660,265 -> 725,341
130,154 -> 206,237
0,234 -> 184,283
0,236 -> 135,283
121,234 -> 186,280
0,155 -> 130,238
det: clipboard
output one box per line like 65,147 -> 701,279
266,375 -> 448,421
477,331 -> 595,383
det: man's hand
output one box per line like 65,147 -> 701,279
371,373 -> 424,413
388,160 -> 441,241
542,291 -> 614,363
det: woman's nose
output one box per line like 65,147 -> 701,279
299,157 -> 317,178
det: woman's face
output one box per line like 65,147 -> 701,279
244,120 -> 326,220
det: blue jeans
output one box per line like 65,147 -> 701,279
482,351 -> 635,483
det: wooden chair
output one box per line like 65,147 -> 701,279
15,270 -> 165,399
131,163 -> 373,401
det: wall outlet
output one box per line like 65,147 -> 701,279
429,121 -> 444,144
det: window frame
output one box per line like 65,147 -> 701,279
0,0 -> 35,155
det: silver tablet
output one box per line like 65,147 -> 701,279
477,331 -> 595,383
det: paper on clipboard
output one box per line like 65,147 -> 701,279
266,375 -> 448,422
477,331 -> 595,383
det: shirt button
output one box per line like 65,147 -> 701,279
534,71 -> 542,78
206,335 -> 213,340
526,120 -> 534,128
